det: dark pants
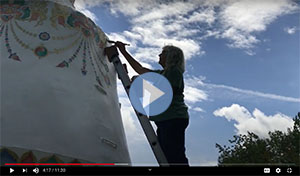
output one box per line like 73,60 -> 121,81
155,118 -> 189,166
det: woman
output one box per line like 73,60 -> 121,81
110,41 -> 189,166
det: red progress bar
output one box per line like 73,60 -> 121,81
5,163 -> 115,166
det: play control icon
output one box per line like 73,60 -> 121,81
23,168 -> 28,173
9,168 -> 14,173
264,168 -> 270,173
129,72 -> 173,116
141,79 -> 165,108
33,167 -> 39,174
276,168 -> 281,174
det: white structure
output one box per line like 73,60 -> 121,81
0,0 -> 130,164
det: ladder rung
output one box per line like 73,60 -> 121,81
107,52 -> 169,167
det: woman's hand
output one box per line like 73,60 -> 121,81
112,40 -> 152,74
104,46 -> 118,62
131,75 -> 138,83
115,41 -> 126,52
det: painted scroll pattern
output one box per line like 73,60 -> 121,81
0,0 -> 111,92
0,148 -> 84,165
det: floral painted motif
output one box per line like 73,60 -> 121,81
0,0 -> 48,25
27,0 -> 48,26
0,147 -> 86,164
0,0 -> 111,89
81,41 -> 87,75
39,32 -> 50,41
0,148 -> 19,165
0,23 -> 5,37
34,45 -> 48,58
87,42 -> 107,95
50,3 -> 70,29
56,39 -> 84,68
50,5 -> 107,48
70,159 -> 81,163
0,0 -> 27,22
40,155 -> 64,163
19,151 -> 37,163
4,25 -> 21,61
96,28 -> 107,49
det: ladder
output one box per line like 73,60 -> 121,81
104,44 -> 169,167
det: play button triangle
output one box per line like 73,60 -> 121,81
142,79 -> 165,108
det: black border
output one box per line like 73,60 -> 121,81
1,166 -> 299,176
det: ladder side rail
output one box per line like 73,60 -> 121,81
110,56 -> 169,167
111,56 -> 131,94
134,110 -> 170,166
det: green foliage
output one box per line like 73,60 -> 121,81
216,112 -> 300,166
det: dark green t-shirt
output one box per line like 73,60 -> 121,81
149,67 -> 189,122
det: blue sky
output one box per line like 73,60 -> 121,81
74,0 -> 299,166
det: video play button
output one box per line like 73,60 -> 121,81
129,72 -> 173,116
141,79 -> 165,108
10,168 -> 14,173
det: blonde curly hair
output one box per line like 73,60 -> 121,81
163,45 -> 185,73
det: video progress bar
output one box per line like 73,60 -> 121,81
4,163 -> 118,166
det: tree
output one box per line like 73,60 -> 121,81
216,112 -> 300,166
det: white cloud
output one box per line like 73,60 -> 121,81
102,1 -> 207,60
184,86 -> 208,104
185,75 -> 206,87
129,23 -> 204,60
192,107 -> 205,113
74,0 -> 99,22
218,0 -> 298,54
220,0 -> 297,33
117,82 -> 139,140
133,47 -> 161,63
120,101 -> 137,136
185,8 -> 216,25
213,104 -> 294,138
123,31 -> 143,41
113,0 -> 297,56
207,83 -> 300,103
284,26 -> 297,34
183,73 -> 300,105
132,1 -> 195,23
108,0 -> 154,17
74,0 -> 299,57
221,27 -> 259,50
183,75 -> 299,114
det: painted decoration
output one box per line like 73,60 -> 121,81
0,0 -> 130,164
